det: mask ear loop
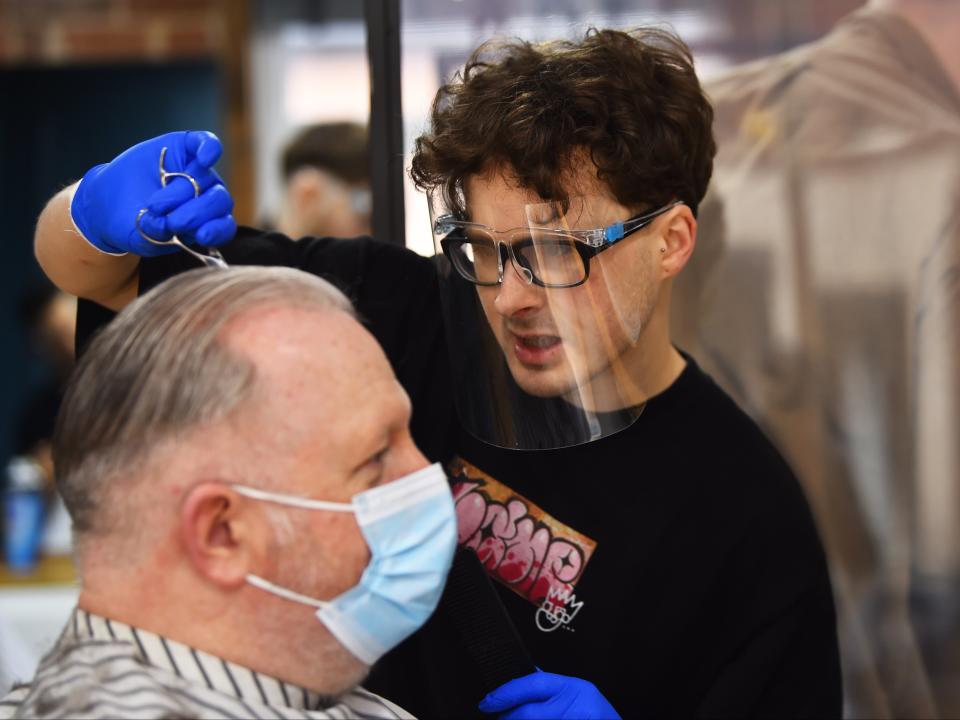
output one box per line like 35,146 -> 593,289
245,574 -> 329,608
231,484 -> 354,512
233,483 -> 354,608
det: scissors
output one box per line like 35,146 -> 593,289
135,147 -> 229,269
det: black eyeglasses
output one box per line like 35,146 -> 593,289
436,201 -> 683,288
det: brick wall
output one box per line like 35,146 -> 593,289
0,0 -> 232,65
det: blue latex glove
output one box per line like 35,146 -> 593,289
70,130 -> 236,256
479,670 -> 621,720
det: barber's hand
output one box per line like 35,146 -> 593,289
479,670 -> 621,720
70,130 -> 236,256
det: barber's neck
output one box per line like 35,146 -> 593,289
616,290 -> 687,407
628,311 -> 688,405
873,0 -> 960,92
566,295 -> 686,413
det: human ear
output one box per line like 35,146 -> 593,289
179,483 -> 262,589
658,205 -> 697,279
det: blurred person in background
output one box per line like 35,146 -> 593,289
14,282 -> 76,486
672,0 -> 960,716
2,283 -> 76,575
32,27 -> 841,719
273,121 -> 372,239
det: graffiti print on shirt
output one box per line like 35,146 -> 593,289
535,584 -> 585,632
449,457 -> 597,617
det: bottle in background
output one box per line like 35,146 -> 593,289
3,457 -> 46,574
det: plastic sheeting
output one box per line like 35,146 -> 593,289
673,7 -> 960,718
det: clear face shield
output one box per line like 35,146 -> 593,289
429,187 -> 682,450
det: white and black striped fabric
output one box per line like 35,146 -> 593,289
0,608 -> 411,719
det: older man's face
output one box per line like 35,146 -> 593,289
225,304 -> 428,613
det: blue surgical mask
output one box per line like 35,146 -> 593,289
233,462 -> 456,665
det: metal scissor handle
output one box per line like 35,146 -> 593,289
135,146 -> 228,269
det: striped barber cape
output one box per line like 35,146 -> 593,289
0,608 -> 412,719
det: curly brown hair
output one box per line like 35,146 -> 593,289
411,27 -> 715,217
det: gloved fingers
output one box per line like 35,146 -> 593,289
145,130 -> 224,213
122,212 -> 179,257
163,184 -> 234,238
147,166 -> 225,215
176,131 -> 222,188
498,701 -> 552,720
159,130 -> 222,174
70,130 -> 229,256
180,156 -> 225,194
479,671 -> 565,711
184,130 -> 223,168
194,214 -> 237,248
498,696 -> 588,720
134,209 -> 171,241
495,692 -> 619,720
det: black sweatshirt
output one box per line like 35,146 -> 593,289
77,227 -> 842,718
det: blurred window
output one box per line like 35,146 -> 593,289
250,1 -> 370,226
398,0 -> 860,254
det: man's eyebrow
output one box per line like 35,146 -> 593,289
350,430 -> 389,477
352,439 -> 385,469
362,396 -> 412,488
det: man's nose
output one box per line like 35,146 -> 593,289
493,257 -> 541,318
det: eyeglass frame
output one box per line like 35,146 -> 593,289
435,200 -> 684,288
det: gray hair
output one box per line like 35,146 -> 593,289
53,266 -> 355,539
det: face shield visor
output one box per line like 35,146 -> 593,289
429,187 -> 682,450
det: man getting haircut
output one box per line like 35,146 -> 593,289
1,266 -> 458,719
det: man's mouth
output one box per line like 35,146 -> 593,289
511,331 -> 563,366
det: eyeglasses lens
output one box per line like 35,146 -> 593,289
448,228 -> 586,287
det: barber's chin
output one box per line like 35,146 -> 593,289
508,362 -> 578,399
